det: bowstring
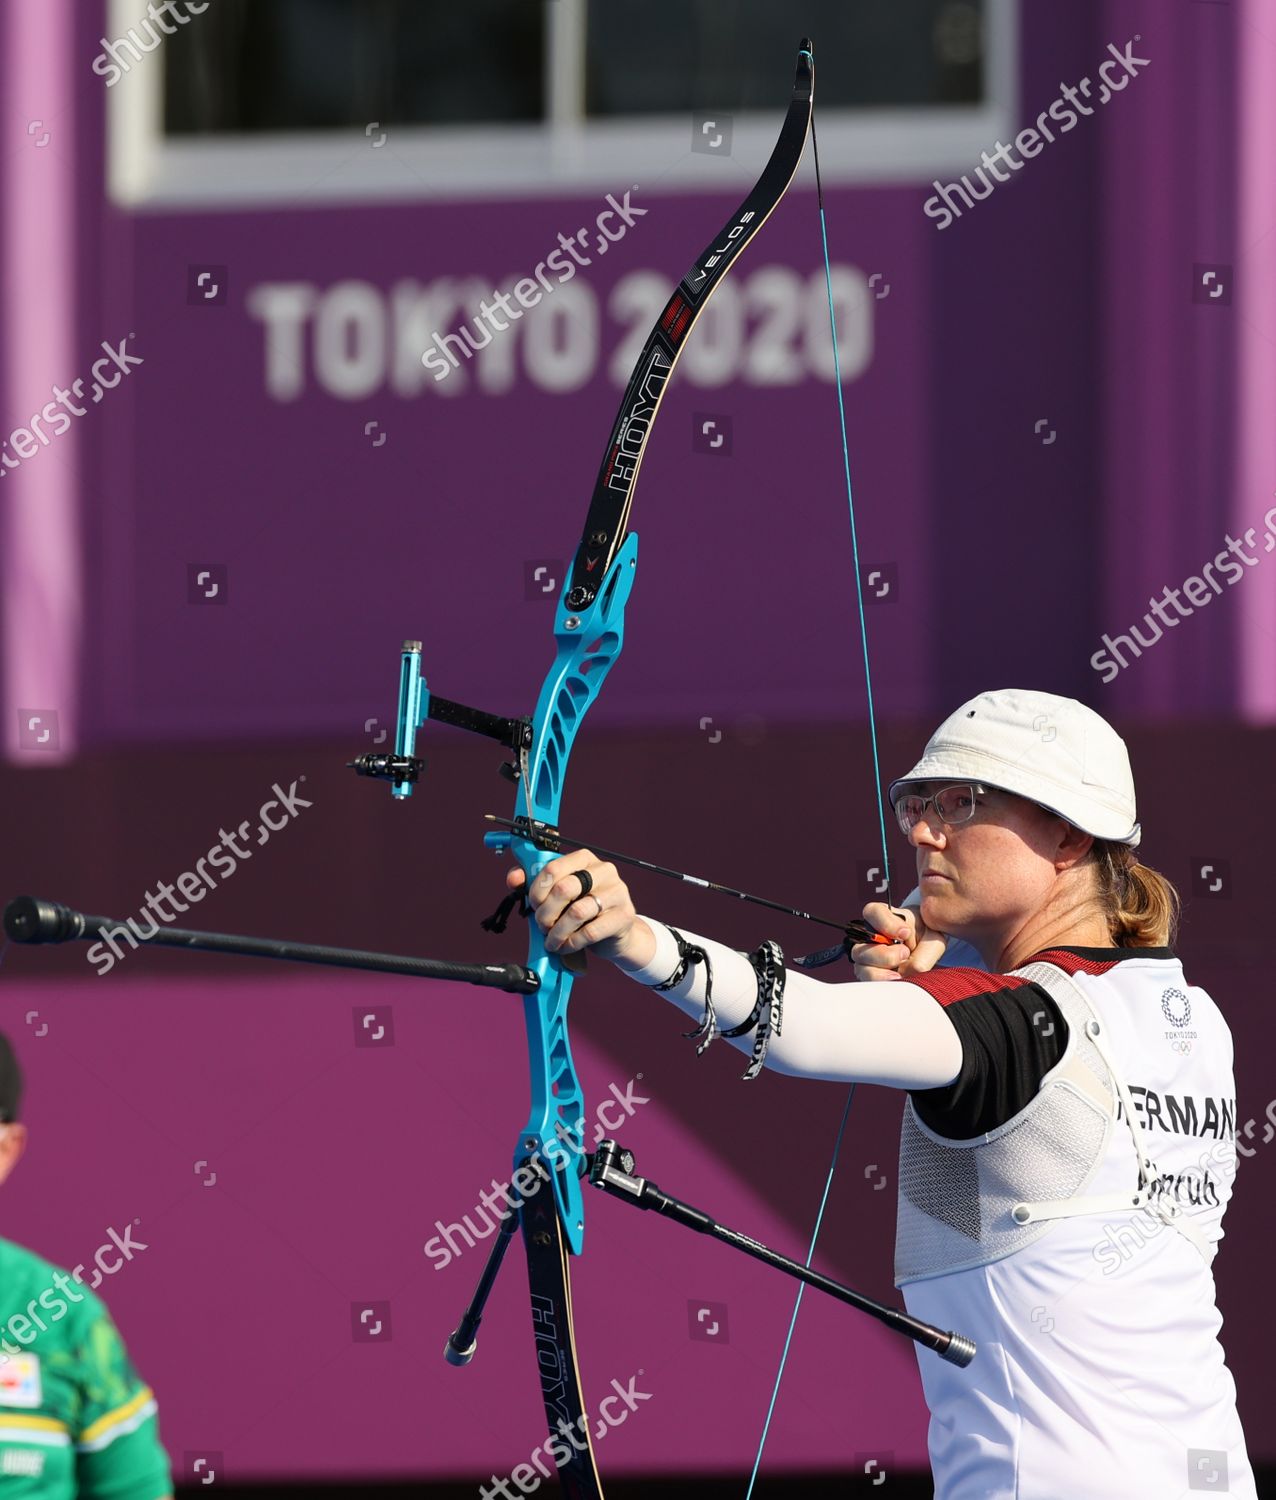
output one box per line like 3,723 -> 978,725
744,108 -> 894,1499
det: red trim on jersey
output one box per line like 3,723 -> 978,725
1026,948 -> 1122,976
907,967 -> 1029,1008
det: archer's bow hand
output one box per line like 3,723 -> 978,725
851,903 -> 948,982
506,852 -> 656,969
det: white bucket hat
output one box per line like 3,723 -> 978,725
888,689 -> 1141,846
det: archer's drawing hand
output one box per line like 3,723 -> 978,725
506,851 -> 656,969
851,903 -> 949,981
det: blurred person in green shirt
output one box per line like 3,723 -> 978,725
0,1032 -> 172,1498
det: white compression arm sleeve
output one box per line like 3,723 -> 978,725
617,920 -> 964,1090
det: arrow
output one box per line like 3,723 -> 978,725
483,814 -> 901,959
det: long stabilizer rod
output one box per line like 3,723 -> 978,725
2,896 -> 539,994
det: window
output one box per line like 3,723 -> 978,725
584,1 -> 985,116
105,0 -> 1015,207
163,1 -> 546,133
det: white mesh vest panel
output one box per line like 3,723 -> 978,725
895,967 -> 1114,1284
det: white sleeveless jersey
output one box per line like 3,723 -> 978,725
896,948 -> 1255,1499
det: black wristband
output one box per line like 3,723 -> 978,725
664,926 -> 786,1083
650,925 -> 720,1056
652,924 -> 708,993
737,939 -> 786,1080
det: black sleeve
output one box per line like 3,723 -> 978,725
903,970 -> 1069,1140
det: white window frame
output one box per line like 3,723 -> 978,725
106,0 -> 1018,209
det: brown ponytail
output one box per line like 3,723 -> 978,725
1092,840 -> 1180,948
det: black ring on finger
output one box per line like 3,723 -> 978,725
573,869 -> 594,901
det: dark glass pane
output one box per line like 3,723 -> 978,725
584,0 -> 984,116
163,0 -> 544,135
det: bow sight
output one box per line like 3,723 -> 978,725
348,639 -> 535,797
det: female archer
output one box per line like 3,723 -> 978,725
508,687 -> 1255,1500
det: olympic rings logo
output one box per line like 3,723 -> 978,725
1161,987 -> 1192,1027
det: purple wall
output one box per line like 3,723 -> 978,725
81,189 -> 939,746
11,0 -> 1247,752
0,970 -> 931,1480
3,0 -> 1273,1487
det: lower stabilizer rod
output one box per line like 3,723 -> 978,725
588,1139 -> 975,1367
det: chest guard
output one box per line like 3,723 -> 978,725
894,960 -> 1209,1286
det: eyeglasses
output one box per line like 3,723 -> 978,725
893,783 -> 988,836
